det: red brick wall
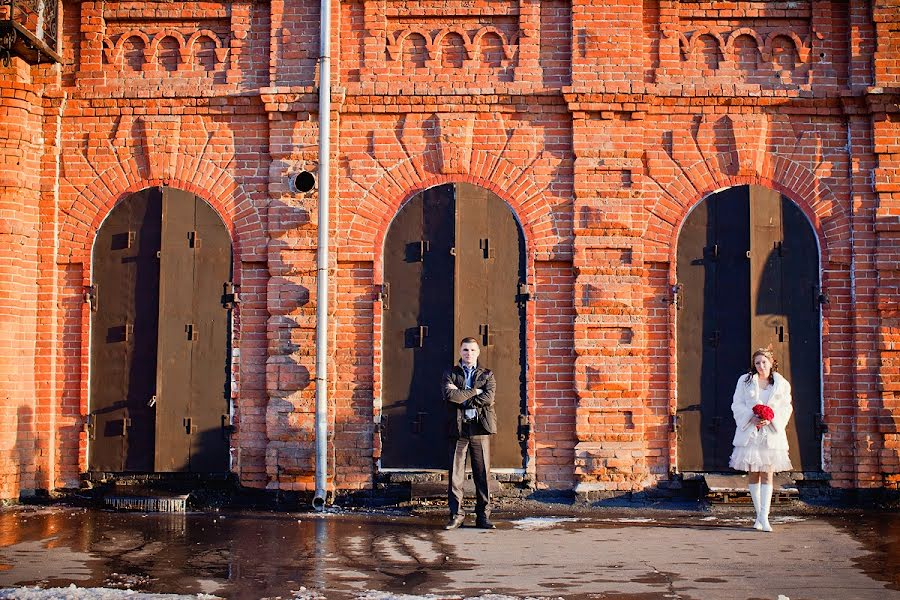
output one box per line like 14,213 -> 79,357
873,0 -> 900,489
0,0 -> 898,500
0,63 -> 42,498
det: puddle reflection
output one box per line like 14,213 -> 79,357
0,509 -> 462,599
828,511 -> 900,592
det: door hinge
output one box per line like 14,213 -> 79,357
183,417 -> 196,434
704,244 -> 718,261
667,283 -> 683,310
517,414 -> 530,442
479,238 -> 496,259
187,231 -> 201,249
516,282 -> 532,303
186,323 -> 198,341
376,282 -> 389,310
815,413 -> 828,438
706,330 -> 720,347
85,285 -> 98,311
221,414 -> 236,437
479,323 -> 494,347
222,282 -> 240,309
814,285 -> 828,309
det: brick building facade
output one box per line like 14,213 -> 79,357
1,0 -> 899,501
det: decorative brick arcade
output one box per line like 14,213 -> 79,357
0,0 -> 898,501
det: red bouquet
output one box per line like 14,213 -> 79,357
753,404 -> 774,428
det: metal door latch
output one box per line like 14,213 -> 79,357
479,323 -> 494,347
416,325 -> 428,347
480,238 -> 496,259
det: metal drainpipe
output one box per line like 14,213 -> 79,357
313,0 -> 332,512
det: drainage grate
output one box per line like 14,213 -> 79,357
104,495 -> 189,513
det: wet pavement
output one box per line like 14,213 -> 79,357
0,504 -> 898,599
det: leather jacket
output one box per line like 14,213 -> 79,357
442,364 -> 497,437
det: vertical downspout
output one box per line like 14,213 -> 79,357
313,0 -> 332,511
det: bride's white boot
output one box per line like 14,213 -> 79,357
758,483 -> 774,532
748,483 -> 763,530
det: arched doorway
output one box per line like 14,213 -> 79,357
381,183 -> 527,469
676,185 -> 822,472
88,187 -> 233,473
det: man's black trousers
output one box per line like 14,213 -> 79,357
448,433 -> 491,519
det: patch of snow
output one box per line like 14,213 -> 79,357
0,585 -> 221,600
771,516 -> 805,523
284,587 -> 327,600
354,593 -> 561,600
600,517 -> 655,524
510,517 -> 580,531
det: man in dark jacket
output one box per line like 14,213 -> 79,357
442,337 -> 497,530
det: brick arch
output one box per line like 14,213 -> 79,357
647,153 -> 848,267
61,163 -> 266,273
339,148 -> 557,279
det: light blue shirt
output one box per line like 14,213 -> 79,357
461,363 -> 477,390
461,362 -> 478,420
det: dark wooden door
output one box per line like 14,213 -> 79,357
676,187 -> 750,471
155,189 -> 195,471
89,187 -> 232,474
381,185 -> 456,468
676,185 -> 821,472
455,183 -> 527,468
89,189 -> 162,472
749,187 -> 821,470
188,195 -> 233,472
381,183 -> 527,469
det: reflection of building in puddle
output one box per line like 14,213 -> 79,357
329,521 -> 461,596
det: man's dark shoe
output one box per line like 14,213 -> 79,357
475,518 -> 496,529
444,514 -> 465,530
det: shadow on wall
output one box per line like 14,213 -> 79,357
14,405 -> 35,498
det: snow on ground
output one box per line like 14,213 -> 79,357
509,517 -> 580,531
352,594 -> 561,600
0,586 -> 221,599
598,517 -> 654,524
0,588 -> 562,600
